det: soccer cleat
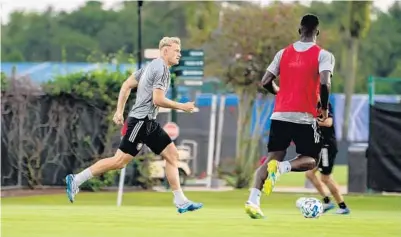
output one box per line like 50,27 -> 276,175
323,202 -> 335,213
245,201 -> 265,219
176,201 -> 203,214
65,174 -> 79,203
263,160 -> 280,196
335,208 -> 350,215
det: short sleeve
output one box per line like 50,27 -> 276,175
152,63 -> 169,91
266,49 -> 284,77
132,68 -> 144,81
319,50 -> 335,75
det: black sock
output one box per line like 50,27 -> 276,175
338,202 -> 347,209
323,196 -> 330,204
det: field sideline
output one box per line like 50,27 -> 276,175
2,190 -> 401,237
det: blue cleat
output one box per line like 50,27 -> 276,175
336,208 -> 350,215
65,174 -> 79,203
176,201 -> 203,214
323,202 -> 335,213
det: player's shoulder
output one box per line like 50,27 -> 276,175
317,48 -> 335,65
275,48 -> 285,58
318,48 -> 334,58
280,42 -> 300,55
149,58 -> 166,70
282,43 -> 294,52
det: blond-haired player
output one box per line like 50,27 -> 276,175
66,37 -> 203,214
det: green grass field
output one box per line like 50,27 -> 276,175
2,190 -> 400,237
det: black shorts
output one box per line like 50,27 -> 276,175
267,119 -> 322,160
118,117 -> 172,156
317,144 -> 338,175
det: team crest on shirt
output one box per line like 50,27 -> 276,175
137,143 -> 143,150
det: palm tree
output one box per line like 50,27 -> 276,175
342,1 -> 372,141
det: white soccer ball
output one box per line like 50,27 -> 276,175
299,197 -> 324,218
296,197 -> 307,209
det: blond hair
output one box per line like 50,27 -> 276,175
159,37 -> 181,50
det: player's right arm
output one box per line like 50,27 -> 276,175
152,64 -> 195,113
116,72 -> 141,112
261,71 -> 279,95
260,49 -> 283,95
113,69 -> 142,125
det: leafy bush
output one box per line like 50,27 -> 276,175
43,69 -> 134,109
41,62 -> 138,190
1,52 -> 141,188
133,152 -> 160,189
80,170 -> 120,192
1,72 -> 8,91
218,157 -> 261,189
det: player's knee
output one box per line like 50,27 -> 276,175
162,147 -> 179,167
320,174 -> 331,184
305,158 -> 317,170
170,150 -> 180,163
112,152 -> 132,169
305,170 -> 315,179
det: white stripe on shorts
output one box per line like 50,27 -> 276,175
321,148 -> 329,167
312,121 -> 320,144
128,121 -> 144,143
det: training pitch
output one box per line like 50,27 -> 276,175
2,191 -> 400,237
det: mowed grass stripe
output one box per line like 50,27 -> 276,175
2,207 -> 400,237
2,191 -> 401,237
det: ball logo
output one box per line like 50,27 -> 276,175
299,198 -> 323,218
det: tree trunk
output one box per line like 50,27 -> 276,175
342,37 -> 359,141
234,89 -> 256,188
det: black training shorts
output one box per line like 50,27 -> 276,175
119,117 -> 172,156
267,119 -> 323,160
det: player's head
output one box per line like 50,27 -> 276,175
299,14 -> 320,39
159,37 -> 181,66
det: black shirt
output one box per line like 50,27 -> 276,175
318,103 -> 337,147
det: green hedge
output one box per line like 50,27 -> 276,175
2,57 -> 159,189
41,67 -> 155,191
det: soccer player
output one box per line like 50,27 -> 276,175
65,37 -> 203,214
305,101 -> 350,215
245,14 -> 334,219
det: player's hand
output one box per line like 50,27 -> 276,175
113,111 -> 124,125
181,101 -> 196,113
318,109 -> 328,122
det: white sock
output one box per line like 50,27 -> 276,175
173,189 -> 188,205
279,161 -> 291,174
248,188 -> 261,206
74,168 -> 93,187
